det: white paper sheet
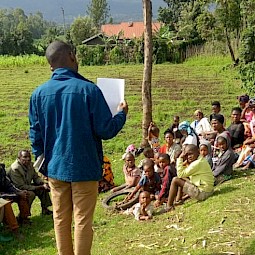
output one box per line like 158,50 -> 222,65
97,78 -> 125,116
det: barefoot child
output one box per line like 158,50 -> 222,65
154,154 -> 176,208
163,144 -> 214,212
128,159 -> 161,200
132,191 -> 153,221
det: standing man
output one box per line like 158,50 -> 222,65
29,41 -> 128,255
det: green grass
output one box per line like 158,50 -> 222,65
1,56 -> 255,255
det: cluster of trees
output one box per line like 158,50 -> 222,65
0,8 -> 61,55
0,0 -> 110,55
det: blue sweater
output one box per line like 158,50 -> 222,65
29,68 -> 126,182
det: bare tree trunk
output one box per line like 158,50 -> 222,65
225,28 -> 237,64
141,0 -> 153,147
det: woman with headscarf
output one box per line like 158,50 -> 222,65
178,121 -> 199,147
212,132 -> 236,185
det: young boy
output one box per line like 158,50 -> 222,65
112,153 -> 141,192
128,159 -> 161,200
138,147 -> 154,169
212,134 -> 236,185
163,144 -> 214,212
132,191 -> 153,221
154,154 -> 176,208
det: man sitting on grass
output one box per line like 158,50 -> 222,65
8,150 -> 52,216
163,144 -> 214,212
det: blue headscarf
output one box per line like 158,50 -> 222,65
178,121 -> 195,136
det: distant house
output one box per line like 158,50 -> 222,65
82,21 -> 161,45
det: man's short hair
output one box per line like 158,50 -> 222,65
45,40 -> 73,65
211,101 -> 221,107
231,107 -> 242,114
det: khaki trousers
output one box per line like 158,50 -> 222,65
49,178 -> 98,255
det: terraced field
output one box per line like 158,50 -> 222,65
1,56 -> 255,255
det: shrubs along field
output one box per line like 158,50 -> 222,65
1,56 -> 255,255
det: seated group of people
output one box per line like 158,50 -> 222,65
112,95 -> 254,221
0,150 -> 52,240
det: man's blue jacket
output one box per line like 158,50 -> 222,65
29,68 -> 126,182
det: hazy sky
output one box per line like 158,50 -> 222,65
0,0 -> 166,23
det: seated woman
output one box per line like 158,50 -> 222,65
159,129 -> 181,164
212,134 -> 236,185
178,121 -> 199,147
190,110 -> 212,138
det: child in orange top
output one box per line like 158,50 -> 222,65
112,153 -> 141,193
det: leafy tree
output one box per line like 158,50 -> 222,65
214,0 -> 242,64
240,0 -> 255,28
27,12 -> 47,39
70,16 -> 97,46
158,0 -> 194,31
177,1 -> 202,41
196,11 -> 216,41
87,0 -> 110,30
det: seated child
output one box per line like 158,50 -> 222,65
112,153 -> 141,193
153,152 -> 163,177
128,159 -> 161,200
138,147 -> 154,169
199,140 -> 213,168
162,144 -> 214,212
148,122 -> 160,153
132,191 -> 153,221
212,134 -> 236,185
154,154 -> 177,207
169,115 -> 183,144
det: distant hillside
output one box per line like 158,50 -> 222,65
0,0 -> 166,24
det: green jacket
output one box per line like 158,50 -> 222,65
8,159 -> 44,191
177,156 -> 214,193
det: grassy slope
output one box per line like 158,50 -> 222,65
1,56 -> 255,255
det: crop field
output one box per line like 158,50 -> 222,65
1,55 -> 255,255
